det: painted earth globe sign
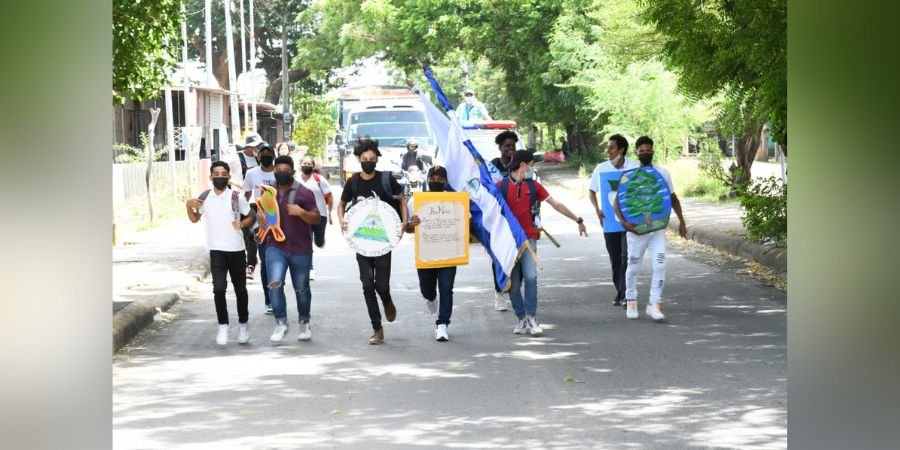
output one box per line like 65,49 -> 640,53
616,166 -> 672,234
344,197 -> 404,257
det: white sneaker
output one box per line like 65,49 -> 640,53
646,303 -> 666,321
626,301 -> 639,319
216,324 -> 229,346
425,299 -> 437,314
513,317 -> 528,334
435,324 -> 449,342
494,291 -> 509,311
297,321 -> 312,341
309,269 -> 316,281
526,315 -> 543,336
237,324 -> 250,344
270,321 -> 289,342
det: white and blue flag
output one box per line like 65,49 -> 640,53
418,66 -> 529,291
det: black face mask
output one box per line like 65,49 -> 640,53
212,177 -> 229,190
275,172 -> 294,186
428,182 -> 446,192
300,166 -> 314,175
260,155 -> 275,167
638,154 -> 653,166
361,161 -> 377,174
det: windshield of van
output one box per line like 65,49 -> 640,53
347,110 -> 433,147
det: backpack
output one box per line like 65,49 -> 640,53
311,172 -> 332,202
499,176 -> 541,225
199,189 -> 243,218
238,152 -> 257,177
345,171 -> 400,214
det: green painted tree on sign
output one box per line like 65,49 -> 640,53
623,169 -> 664,227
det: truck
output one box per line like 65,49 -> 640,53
330,86 -> 437,186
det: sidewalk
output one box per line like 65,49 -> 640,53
113,219 -> 209,352
536,162 -> 786,274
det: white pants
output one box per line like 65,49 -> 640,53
625,229 -> 667,304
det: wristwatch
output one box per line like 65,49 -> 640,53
576,217 -> 584,224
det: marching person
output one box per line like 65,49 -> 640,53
260,156 -> 321,343
297,155 -> 333,280
489,130 -> 520,311
500,150 -> 587,336
242,143 -> 277,313
404,166 -> 458,342
588,134 -> 640,307
338,139 -> 408,345
614,136 -> 688,322
185,161 -> 256,345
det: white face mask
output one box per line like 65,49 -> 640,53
608,154 -> 622,166
524,168 -> 534,180
465,96 -> 474,105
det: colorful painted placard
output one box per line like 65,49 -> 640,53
344,197 -> 404,257
616,167 -> 672,234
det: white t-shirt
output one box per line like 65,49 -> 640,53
242,166 -> 277,201
298,173 -> 332,217
653,165 -> 676,193
589,158 -> 641,193
197,187 -> 252,252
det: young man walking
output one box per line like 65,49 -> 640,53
242,143 -> 277,313
614,136 -> 688,322
489,130 -> 519,311
261,156 -> 321,343
236,133 -> 264,281
338,139 -> 408,345
185,161 -> 256,345
500,150 -> 587,336
404,166 -> 457,342
588,134 -> 640,307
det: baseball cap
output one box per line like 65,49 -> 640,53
463,88 -> 475,96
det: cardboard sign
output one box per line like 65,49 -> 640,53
413,192 -> 470,269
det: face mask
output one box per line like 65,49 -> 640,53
608,154 -> 622,166
260,155 -> 274,167
212,177 -> 229,190
361,161 -> 377,174
428,182 -> 445,192
465,96 -> 474,105
275,172 -> 294,186
638,154 -> 653,165
300,166 -> 314,175
523,168 -> 534,180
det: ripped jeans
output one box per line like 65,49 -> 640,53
624,229 -> 667,304
266,246 -> 312,322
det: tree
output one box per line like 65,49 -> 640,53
184,0 -> 311,104
639,0 -> 787,185
113,0 -> 184,104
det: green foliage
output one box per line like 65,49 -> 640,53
292,92 -> 334,158
113,134 -> 169,163
639,0 -> 787,145
112,0 -> 183,104
738,176 -> 787,246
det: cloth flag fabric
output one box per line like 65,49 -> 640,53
417,66 -> 529,291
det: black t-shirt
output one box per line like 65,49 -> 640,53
491,157 -> 510,178
341,171 -> 403,215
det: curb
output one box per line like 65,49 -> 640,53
536,163 -> 786,274
112,258 -> 210,353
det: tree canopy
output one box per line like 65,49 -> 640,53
112,0 -> 184,104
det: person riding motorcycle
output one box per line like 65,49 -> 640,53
401,138 -> 424,172
400,138 -> 427,197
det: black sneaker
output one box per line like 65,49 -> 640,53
612,298 -> 623,307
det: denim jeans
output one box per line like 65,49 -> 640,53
257,240 -> 271,306
356,252 -> 393,330
209,250 -> 249,325
266,245 -> 312,322
509,239 -> 538,319
417,266 -> 457,325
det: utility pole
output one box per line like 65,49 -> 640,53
239,0 -> 249,133
281,1 -> 291,142
181,3 -> 196,191
249,0 -> 257,131
224,0 -> 241,151
165,87 -> 176,199
204,0 -> 213,158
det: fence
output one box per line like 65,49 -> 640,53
113,160 -> 193,203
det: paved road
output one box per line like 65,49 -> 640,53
113,183 -> 786,449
